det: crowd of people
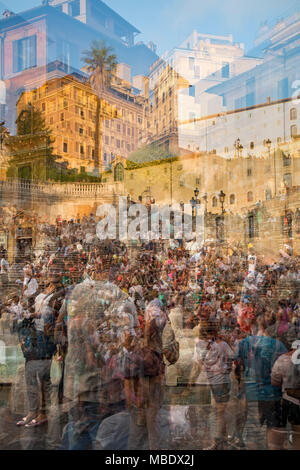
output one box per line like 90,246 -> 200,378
0,209 -> 300,450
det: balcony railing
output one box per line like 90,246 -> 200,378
0,179 -> 125,198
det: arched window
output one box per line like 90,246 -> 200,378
291,125 -> 298,138
230,194 -> 235,205
265,189 -> 272,200
247,191 -> 253,202
290,108 -> 297,120
114,163 -> 124,182
212,196 -> 218,207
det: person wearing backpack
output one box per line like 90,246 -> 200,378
16,259 -> 65,428
271,339 -> 300,450
124,298 -> 178,450
236,314 -> 287,450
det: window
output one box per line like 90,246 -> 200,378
196,177 -> 200,185
248,215 -> 255,238
290,108 -> 297,120
79,127 -> 83,135
42,103 -> 46,112
221,63 -> 230,78
114,163 -> 124,182
60,113 -> 64,121
13,35 -> 37,72
63,142 -> 68,153
291,125 -> 298,137
50,117 -> 53,125
247,168 -> 252,177
250,142 -> 254,150
103,152 -> 107,162
189,85 -> 195,97
265,189 -> 272,200
117,139 -> 120,148
80,145 -> 84,155
283,173 -> 292,188
212,197 -> 218,208
283,153 -> 291,167
179,178 -> 184,187
105,136 -> 109,145
247,191 -> 253,202
188,57 -> 195,69
70,0 -> 80,17
230,194 -> 235,205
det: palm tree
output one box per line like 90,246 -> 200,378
82,40 -> 117,174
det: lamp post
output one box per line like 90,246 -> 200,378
218,190 -> 226,215
283,179 -> 293,254
216,190 -> 226,243
190,188 -> 200,231
266,138 -> 272,158
234,138 -> 243,158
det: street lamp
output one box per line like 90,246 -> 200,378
218,190 -> 226,214
266,138 -> 272,158
216,190 -> 226,243
190,188 -> 201,231
234,138 -> 243,158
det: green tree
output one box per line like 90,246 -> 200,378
82,40 -> 118,173
6,102 -> 59,181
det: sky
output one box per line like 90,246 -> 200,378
1,0 -> 300,55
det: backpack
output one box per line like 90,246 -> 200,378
284,350 -> 300,400
17,317 -> 38,360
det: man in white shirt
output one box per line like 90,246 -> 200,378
23,266 -> 39,301
0,254 -> 9,287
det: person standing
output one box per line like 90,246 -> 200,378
16,259 -> 64,428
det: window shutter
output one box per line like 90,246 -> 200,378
30,35 -> 37,67
13,40 -> 19,73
